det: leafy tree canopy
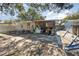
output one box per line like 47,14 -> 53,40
18,8 -> 45,20
64,11 -> 79,20
27,3 -> 73,13
0,3 -> 73,15
0,3 -> 73,20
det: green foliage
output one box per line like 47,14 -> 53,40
18,8 -> 44,20
18,11 -> 27,20
4,20 -> 13,24
64,11 -> 79,20
15,4 -> 25,12
0,3 -> 73,21
0,20 -> 1,22
0,3 -> 73,16
27,3 -> 73,13
0,3 -> 25,16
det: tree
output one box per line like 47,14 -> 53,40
27,3 -> 73,13
0,3 -> 25,16
0,3 -> 73,20
4,20 -> 13,24
18,8 -> 45,20
64,11 -> 79,35
0,20 -> 2,22
64,11 -> 79,20
0,3 -> 73,15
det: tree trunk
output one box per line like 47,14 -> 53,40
73,25 -> 79,35
73,26 -> 77,35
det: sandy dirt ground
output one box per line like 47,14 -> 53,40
0,33 -> 66,56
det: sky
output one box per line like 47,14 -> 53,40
0,3 -> 79,20
45,3 -> 79,20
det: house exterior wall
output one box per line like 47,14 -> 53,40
34,20 -> 55,28
15,21 -> 35,31
0,24 -> 16,33
0,20 -> 56,33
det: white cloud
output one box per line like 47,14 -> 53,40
45,10 -> 70,20
47,11 -> 54,16
57,13 -> 67,19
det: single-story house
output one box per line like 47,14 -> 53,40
0,20 -> 65,35
65,20 -> 79,36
